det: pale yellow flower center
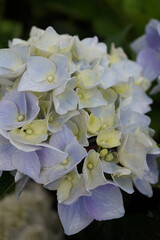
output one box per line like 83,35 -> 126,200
66,175 -> 73,182
17,114 -> 25,122
26,128 -> 33,135
105,153 -> 114,162
61,158 -> 69,166
47,75 -> 54,83
87,162 -> 94,170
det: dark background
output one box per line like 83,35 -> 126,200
0,0 -> 160,239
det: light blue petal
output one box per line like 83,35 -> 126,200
133,175 -> 153,197
145,154 -> 159,184
65,142 -> 87,167
36,144 -> 68,167
0,100 -> 18,130
25,92 -> 40,120
39,141 -> 86,183
120,110 -> 150,133
99,68 -> 118,89
84,183 -> 125,221
1,89 -> 39,130
118,131 -> 150,178
111,60 -> 142,82
12,151 -> 41,180
18,71 -> 56,92
102,161 -> 120,174
137,48 -> 160,81
0,64 -> 26,79
146,19 -> 160,50
27,56 -> 56,82
50,54 -> 70,83
0,49 -> 22,69
130,35 -> 148,53
77,87 -> 107,109
0,49 -> 25,78
113,174 -> 134,194
53,87 -> 78,115
12,45 -> 29,63
49,125 -> 76,151
121,86 -> 152,114
58,198 -> 93,235
0,136 -> 16,170
4,89 -> 27,115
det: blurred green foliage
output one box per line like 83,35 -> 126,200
0,0 -> 160,51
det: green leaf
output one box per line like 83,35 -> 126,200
0,172 -> 15,200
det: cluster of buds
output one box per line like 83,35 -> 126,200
0,26 -> 159,235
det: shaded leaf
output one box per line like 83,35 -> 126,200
0,172 -> 15,200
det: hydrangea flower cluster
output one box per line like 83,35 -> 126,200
0,26 -> 159,235
131,18 -> 160,94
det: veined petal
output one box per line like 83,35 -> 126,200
12,151 -> 41,180
25,92 -> 40,120
3,89 -> 27,115
146,19 -> 160,50
84,183 -> 125,221
49,125 -> 76,151
137,48 -> 160,81
111,59 -> 142,82
112,171 -> 134,194
65,142 -> 87,168
36,144 -> 67,167
26,56 -> 56,82
99,68 -> 118,89
118,130 -> 151,178
0,136 -> 16,171
58,197 -> 93,235
0,100 -> 18,130
132,175 -> 153,197
53,87 -> 78,115
0,49 -> 23,70
39,141 -> 86,183
0,49 -> 25,78
119,110 -> 150,134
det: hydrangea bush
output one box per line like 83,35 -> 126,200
0,26 -> 159,235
